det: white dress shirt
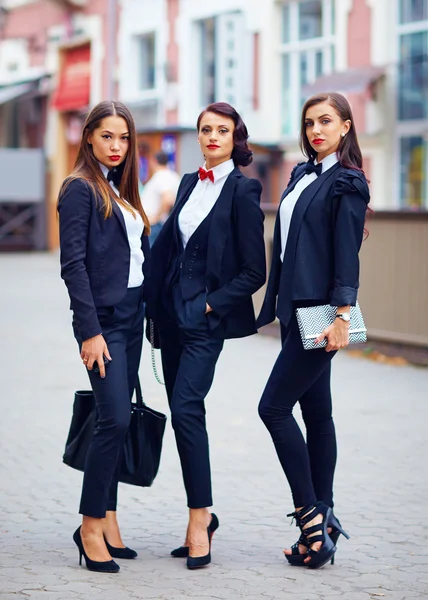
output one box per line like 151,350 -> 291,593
178,158 -> 235,248
99,163 -> 145,288
280,152 -> 338,261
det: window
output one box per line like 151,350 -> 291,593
397,1 -> 428,208
398,32 -> 428,120
280,0 -> 335,137
399,0 -> 428,24
400,136 -> 427,208
199,18 -> 216,106
138,33 -> 155,91
197,12 -> 244,108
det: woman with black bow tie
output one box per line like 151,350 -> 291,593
146,102 -> 266,569
257,93 -> 370,569
58,101 -> 151,573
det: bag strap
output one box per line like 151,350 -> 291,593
150,319 -> 165,386
135,375 -> 145,408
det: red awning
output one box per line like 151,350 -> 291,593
52,44 -> 91,111
303,66 -> 385,95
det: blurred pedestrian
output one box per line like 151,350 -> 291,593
141,150 -> 180,246
145,102 -> 266,569
257,92 -> 370,569
57,101 -> 151,573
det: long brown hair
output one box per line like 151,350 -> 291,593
60,101 -> 150,234
300,92 -> 364,172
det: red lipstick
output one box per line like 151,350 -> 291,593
313,139 -> 324,145
109,155 -> 121,161
207,144 -> 220,149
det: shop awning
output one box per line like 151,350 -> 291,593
52,44 -> 91,111
303,66 -> 385,95
0,82 -> 37,105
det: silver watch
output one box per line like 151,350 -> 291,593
336,312 -> 351,323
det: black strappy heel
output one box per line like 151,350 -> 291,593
327,512 -> 350,565
285,506 -> 350,566
287,503 -> 336,569
284,531 -> 309,566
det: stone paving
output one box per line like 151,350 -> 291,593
1,253 -> 427,600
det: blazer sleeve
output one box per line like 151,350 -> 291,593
206,178 -> 266,316
57,178 -> 102,341
330,172 -> 370,307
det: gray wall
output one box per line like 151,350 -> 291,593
0,149 -> 45,203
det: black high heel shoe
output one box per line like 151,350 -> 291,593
186,513 -> 219,570
171,513 -> 219,559
104,537 -> 138,560
73,526 -> 120,573
286,503 -> 336,569
327,512 -> 350,565
285,506 -> 350,567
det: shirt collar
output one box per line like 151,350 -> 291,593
203,158 -> 235,183
98,162 -> 109,179
315,152 -> 339,174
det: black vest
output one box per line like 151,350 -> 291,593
165,206 -> 215,302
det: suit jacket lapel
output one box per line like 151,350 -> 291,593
206,168 -> 241,284
111,200 -> 128,239
277,162 -> 340,325
171,172 -> 199,249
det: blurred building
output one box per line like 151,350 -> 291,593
0,0 -> 427,344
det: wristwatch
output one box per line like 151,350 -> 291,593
336,312 -> 351,323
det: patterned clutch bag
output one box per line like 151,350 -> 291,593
295,302 -> 367,350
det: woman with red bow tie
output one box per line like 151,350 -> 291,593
146,102 -> 266,569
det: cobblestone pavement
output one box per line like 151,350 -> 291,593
1,253 -> 427,600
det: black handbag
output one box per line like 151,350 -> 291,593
63,377 -> 167,487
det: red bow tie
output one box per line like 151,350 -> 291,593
198,167 -> 214,183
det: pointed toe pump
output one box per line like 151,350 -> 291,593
171,545 -> 189,558
104,537 -> 138,560
73,527 -> 120,573
186,513 -> 219,570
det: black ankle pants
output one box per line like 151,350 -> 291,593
258,315 -> 337,508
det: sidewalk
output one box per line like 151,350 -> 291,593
0,253 -> 427,600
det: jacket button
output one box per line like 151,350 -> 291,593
192,251 -> 197,256
189,267 -> 193,272
191,259 -> 195,263
189,275 -> 193,279
195,244 -> 199,249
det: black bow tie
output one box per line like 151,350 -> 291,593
107,167 -> 122,188
304,161 -> 323,177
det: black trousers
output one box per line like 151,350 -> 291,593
160,289 -> 224,509
74,285 -> 144,518
258,315 -> 337,508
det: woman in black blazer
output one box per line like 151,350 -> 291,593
257,93 -> 370,569
58,101 -> 151,573
146,102 -> 266,569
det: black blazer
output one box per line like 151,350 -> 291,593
257,161 -> 370,328
58,178 -> 151,341
146,167 -> 266,340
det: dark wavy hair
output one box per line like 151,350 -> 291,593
59,100 -> 150,234
196,102 -> 253,167
300,92 -> 363,172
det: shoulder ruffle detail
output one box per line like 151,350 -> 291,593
333,169 -> 370,204
287,162 -> 306,185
